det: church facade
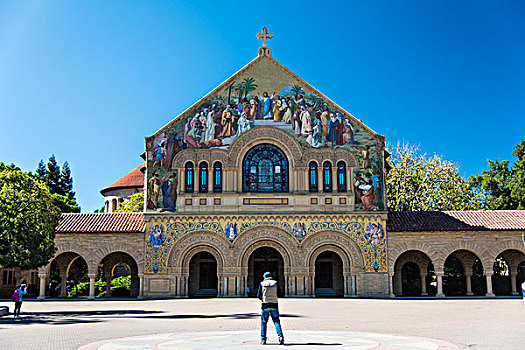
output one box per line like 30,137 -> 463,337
21,30 -> 525,300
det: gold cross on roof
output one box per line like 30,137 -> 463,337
257,27 -> 273,47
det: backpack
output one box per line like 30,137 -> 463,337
11,290 -> 19,302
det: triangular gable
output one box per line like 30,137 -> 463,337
147,54 -> 383,142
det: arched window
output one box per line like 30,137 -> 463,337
309,161 -> 318,192
323,161 -> 332,193
185,162 -> 194,193
213,162 -> 222,193
337,161 -> 346,192
199,162 -> 208,193
242,144 -> 289,192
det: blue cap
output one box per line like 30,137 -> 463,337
263,272 -> 272,278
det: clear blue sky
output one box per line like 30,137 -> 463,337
1,1 -> 524,212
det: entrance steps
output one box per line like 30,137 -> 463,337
315,288 -> 339,297
192,289 -> 218,298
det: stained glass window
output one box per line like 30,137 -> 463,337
337,161 -> 347,192
199,162 -> 208,193
242,144 -> 289,192
185,162 -> 194,193
309,161 -> 318,192
323,161 -> 332,193
213,162 -> 222,193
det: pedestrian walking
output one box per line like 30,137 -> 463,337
12,284 -> 27,318
257,272 -> 284,345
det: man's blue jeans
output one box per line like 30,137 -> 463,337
261,308 -> 283,341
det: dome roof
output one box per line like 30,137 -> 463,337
100,164 -> 144,195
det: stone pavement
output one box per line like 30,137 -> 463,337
0,298 -> 523,350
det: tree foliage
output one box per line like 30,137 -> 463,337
0,166 -> 59,269
115,192 -> 144,213
470,139 -> 525,209
36,155 -> 80,213
386,142 -> 483,211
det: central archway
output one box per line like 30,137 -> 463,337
314,251 -> 344,297
188,252 -> 218,297
247,247 -> 285,297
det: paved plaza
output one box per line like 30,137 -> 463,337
0,298 -> 523,350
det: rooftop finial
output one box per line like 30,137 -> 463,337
257,27 -> 273,57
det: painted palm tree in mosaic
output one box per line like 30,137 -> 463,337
291,84 -> 305,98
225,81 -> 236,105
241,77 -> 258,99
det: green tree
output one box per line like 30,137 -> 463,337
59,161 -> 75,199
386,142 -> 483,211
94,205 -> 105,213
46,155 -> 63,195
291,84 -> 305,98
36,160 -> 46,178
36,156 -> 80,213
470,139 -> 525,209
240,77 -> 258,99
115,192 -> 144,212
0,167 -> 59,269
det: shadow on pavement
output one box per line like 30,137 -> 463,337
0,311 -> 303,325
132,312 -> 302,320
283,343 -> 342,346
0,310 -> 163,325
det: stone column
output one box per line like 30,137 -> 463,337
351,274 -> 357,297
388,272 -> 395,298
343,274 -> 349,297
394,272 -> 403,296
436,272 -> 445,298
138,273 -> 144,299
485,272 -> 495,298
289,276 -> 296,296
510,272 -> 518,295
305,276 -> 309,296
296,275 -> 305,295
59,273 -> 67,297
88,273 -> 96,300
420,273 -> 428,296
37,273 -> 48,300
465,273 -> 473,296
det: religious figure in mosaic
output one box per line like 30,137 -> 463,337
219,105 -> 235,137
160,172 -> 177,212
354,172 -> 379,211
148,223 -> 166,248
365,222 -> 384,246
148,171 -> 162,209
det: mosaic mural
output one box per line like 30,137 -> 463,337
144,218 -> 387,274
145,57 -> 385,212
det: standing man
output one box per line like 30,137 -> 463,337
257,272 -> 284,345
12,284 -> 27,318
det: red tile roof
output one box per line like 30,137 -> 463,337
100,164 -> 144,195
56,213 -> 145,233
388,210 -> 525,232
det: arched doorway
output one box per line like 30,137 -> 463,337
247,247 -> 285,297
49,252 -> 89,298
401,262 -> 422,296
443,255 -> 465,296
99,252 -> 140,298
188,252 -> 218,297
393,250 -> 435,297
492,250 -> 525,296
314,251 -> 344,297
